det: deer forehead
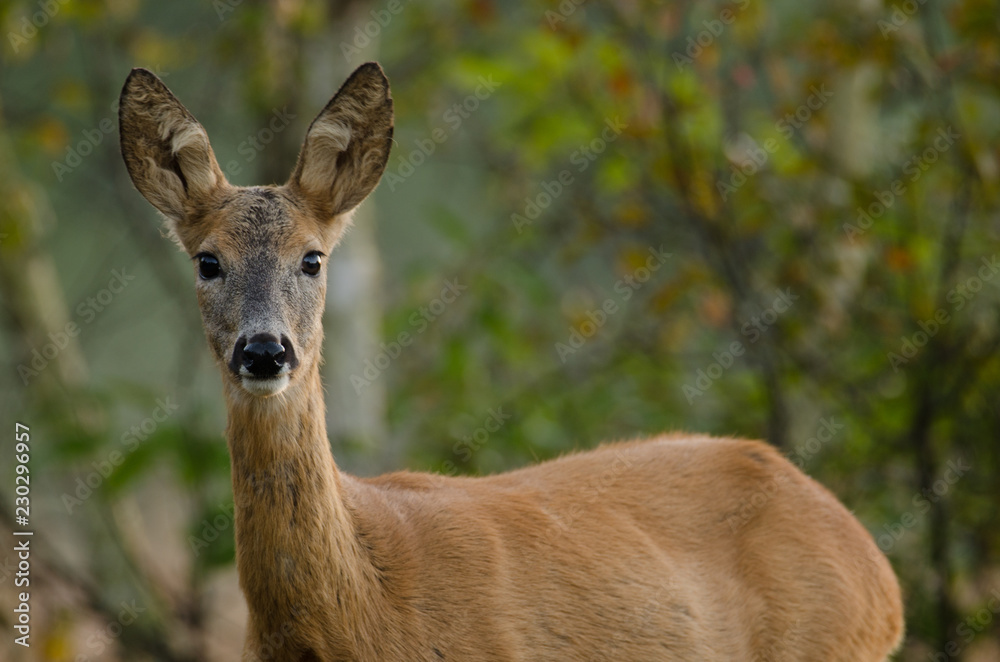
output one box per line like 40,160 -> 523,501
191,187 -> 332,261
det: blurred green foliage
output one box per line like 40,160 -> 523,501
1,0 -> 999,659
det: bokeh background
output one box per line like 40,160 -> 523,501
2,0 -> 999,659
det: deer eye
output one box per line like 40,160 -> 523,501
301,252 -> 323,276
196,253 -> 221,280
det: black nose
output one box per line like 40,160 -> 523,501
240,334 -> 286,378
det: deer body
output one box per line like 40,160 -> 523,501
119,63 -> 903,661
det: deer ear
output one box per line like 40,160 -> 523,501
288,62 -> 394,220
119,68 -> 227,228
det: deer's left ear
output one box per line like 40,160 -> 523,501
287,62 -> 394,220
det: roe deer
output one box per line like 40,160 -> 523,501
119,62 -> 904,661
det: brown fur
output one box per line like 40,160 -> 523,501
119,63 -> 904,661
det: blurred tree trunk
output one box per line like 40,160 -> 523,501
314,4 -> 392,473
252,1 -> 391,473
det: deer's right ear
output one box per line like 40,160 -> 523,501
118,68 -> 226,231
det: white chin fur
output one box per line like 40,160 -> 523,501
241,374 -> 291,396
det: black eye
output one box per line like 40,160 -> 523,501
301,252 -> 323,276
197,254 -> 221,280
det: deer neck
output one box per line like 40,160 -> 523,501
223,365 -> 386,649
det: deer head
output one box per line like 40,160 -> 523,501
119,63 -> 393,398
